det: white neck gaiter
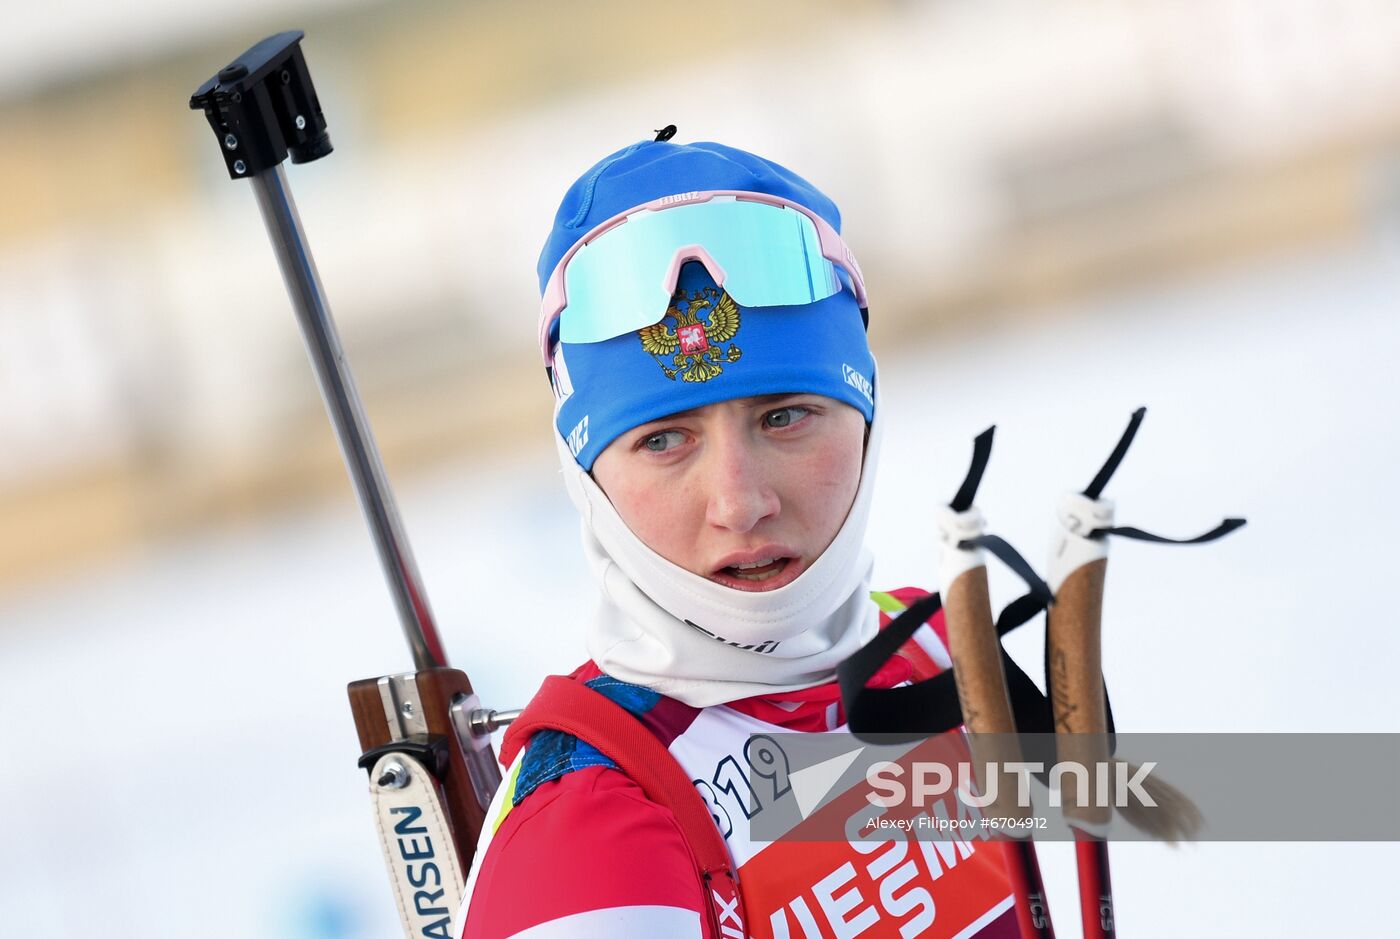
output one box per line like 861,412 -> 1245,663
555,399 -> 883,708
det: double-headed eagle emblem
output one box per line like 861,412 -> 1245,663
638,284 -> 743,382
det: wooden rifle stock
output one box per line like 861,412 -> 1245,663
349,669 -> 495,874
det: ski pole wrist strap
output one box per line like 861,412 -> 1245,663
841,425 -> 1084,747
840,409 -> 1245,747
1068,406 -> 1245,551
502,676 -> 746,939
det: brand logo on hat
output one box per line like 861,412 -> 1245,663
842,364 -> 874,406
638,285 -> 743,383
566,415 -> 589,457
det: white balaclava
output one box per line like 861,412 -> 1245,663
554,386 -> 883,708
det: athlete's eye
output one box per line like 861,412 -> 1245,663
641,430 -> 685,452
763,406 -> 811,429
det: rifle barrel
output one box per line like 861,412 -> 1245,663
251,164 -> 447,672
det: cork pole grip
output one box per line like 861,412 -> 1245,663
1046,557 -> 1111,830
944,566 -> 1016,735
943,564 -> 1028,824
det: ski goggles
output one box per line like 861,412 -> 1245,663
537,190 -> 868,364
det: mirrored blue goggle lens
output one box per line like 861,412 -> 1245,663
558,200 -> 843,345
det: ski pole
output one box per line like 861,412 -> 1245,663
189,32 -> 512,939
937,428 -> 1055,939
1045,416 -> 1130,939
1046,408 -> 1246,938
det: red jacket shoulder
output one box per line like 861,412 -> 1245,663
462,765 -> 703,938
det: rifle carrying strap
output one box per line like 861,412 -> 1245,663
366,751 -> 465,939
501,675 -> 747,939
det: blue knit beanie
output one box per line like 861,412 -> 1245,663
540,136 -> 875,470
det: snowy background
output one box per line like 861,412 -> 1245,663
3,240 -> 1397,937
3,1 -> 1400,936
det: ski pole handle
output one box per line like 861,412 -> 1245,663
937,507 -> 1027,804
943,569 -> 1016,734
938,502 -> 1056,939
1046,558 -> 1112,819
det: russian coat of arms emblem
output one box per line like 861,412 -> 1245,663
637,284 -> 743,382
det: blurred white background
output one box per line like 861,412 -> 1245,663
2,1 -> 1398,936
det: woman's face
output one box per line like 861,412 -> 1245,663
591,393 -> 867,592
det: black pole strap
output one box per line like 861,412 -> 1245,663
839,590 -> 1117,763
958,534 -> 1054,607
838,591 -> 955,741
950,426 -> 995,512
1091,518 -> 1247,544
996,591 -> 1046,637
1083,406 -> 1145,500
1078,406 -> 1248,545
838,591 -> 943,699
841,426 -> 1070,741
841,413 -> 1243,755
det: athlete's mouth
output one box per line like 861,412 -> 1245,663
720,557 -> 790,581
708,547 -> 804,591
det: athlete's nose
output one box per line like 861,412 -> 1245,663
703,424 -> 780,534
